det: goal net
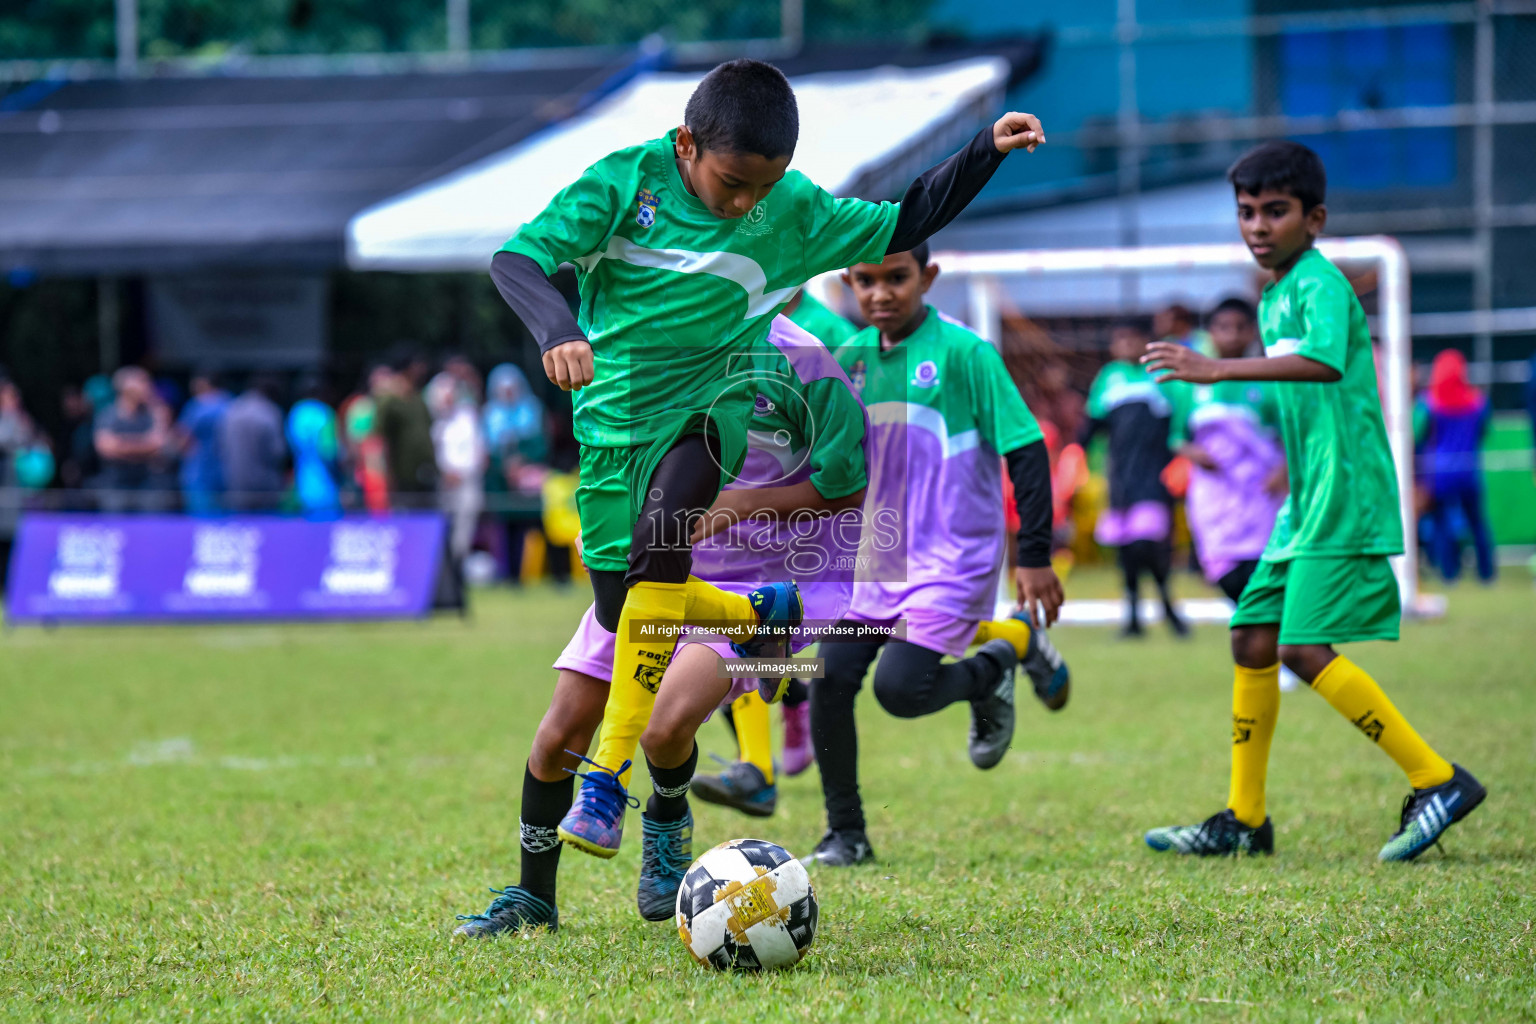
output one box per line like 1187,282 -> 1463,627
811,237 -> 1427,621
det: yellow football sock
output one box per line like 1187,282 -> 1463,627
731,691 -> 775,786
1311,656 -> 1454,790
973,618 -> 1031,659
591,581 -> 688,787
683,576 -> 758,641
1226,663 -> 1280,827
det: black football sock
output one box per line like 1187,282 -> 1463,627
518,764 -> 573,904
645,742 -> 698,822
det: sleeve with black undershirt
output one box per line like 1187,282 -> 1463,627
1006,441 -> 1053,569
490,251 -> 588,356
886,126 -> 1007,255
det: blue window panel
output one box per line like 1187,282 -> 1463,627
1278,24 -> 1455,189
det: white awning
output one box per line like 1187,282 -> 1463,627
345,56 -> 1009,271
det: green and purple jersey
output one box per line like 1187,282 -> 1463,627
837,308 -> 1041,625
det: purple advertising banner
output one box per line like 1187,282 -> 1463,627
4,513 -> 446,623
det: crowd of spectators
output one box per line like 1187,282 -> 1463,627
0,349 -> 569,586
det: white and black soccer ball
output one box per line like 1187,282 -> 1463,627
675,838 -> 818,971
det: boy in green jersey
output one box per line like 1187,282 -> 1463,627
1141,141 -> 1484,862
489,58 -> 1047,858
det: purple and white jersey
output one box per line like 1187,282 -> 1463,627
1175,379 -> 1286,583
555,316 -> 870,677
835,306 -> 1042,632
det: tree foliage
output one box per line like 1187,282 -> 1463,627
1,0 -> 935,61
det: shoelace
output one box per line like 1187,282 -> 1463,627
642,820 -> 691,880
563,750 -> 640,823
456,886 -> 543,923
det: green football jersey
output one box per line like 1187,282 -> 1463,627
501,130 -> 898,458
1258,248 -> 1403,560
787,291 -> 859,349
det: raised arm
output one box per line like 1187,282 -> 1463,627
886,114 -> 1044,255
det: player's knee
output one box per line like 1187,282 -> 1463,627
1278,644 -> 1333,683
1230,626 -> 1277,669
639,715 -> 692,765
529,711 -> 589,778
871,674 -> 928,719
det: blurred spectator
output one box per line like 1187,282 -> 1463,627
55,384 -> 99,491
1174,299 -> 1287,602
1079,321 -> 1187,637
94,366 -> 173,513
443,353 -> 484,405
287,377 -> 342,519
220,374 -> 287,513
1154,302 -> 1214,357
484,362 -> 550,581
341,365 -> 391,513
427,371 -> 487,561
1,376 -> 53,570
375,350 -> 437,504
176,369 -> 230,516
1416,350 -> 1494,583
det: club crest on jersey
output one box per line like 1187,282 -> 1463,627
635,189 -> 659,228
752,393 -> 776,417
735,200 -> 772,236
912,360 -> 940,388
849,359 -> 867,393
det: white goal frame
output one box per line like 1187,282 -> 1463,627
813,236 -> 1422,615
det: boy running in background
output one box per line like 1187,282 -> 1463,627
1175,298 -> 1287,602
453,316 -> 867,937
491,58 -> 1046,859
809,244 -> 1071,868
1142,140 -> 1484,861
1079,322 -> 1188,637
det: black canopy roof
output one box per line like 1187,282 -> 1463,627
0,35 -> 1042,277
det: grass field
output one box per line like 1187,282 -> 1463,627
3,569 -> 1534,1022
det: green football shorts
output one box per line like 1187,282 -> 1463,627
1228,555 -> 1401,645
575,420 -> 747,574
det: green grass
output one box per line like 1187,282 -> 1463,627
3,571 -> 1534,1022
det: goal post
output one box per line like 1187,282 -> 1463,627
811,236 -> 1424,616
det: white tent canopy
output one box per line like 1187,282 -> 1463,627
346,57 -> 1009,272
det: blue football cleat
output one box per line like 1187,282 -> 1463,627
636,810 -> 693,922
1016,611 -> 1071,712
732,582 -> 803,703
556,752 -> 640,859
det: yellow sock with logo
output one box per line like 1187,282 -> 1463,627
1311,656 -> 1454,790
973,618 -> 1031,659
591,581 -> 688,788
731,691 -> 776,786
683,576 -> 759,641
1226,663 -> 1280,827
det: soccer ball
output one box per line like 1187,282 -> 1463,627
675,838 -> 818,971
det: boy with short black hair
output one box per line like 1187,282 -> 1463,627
1142,140 -> 1484,861
807,243 -> 1070,867
487,58 -> 1047,867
